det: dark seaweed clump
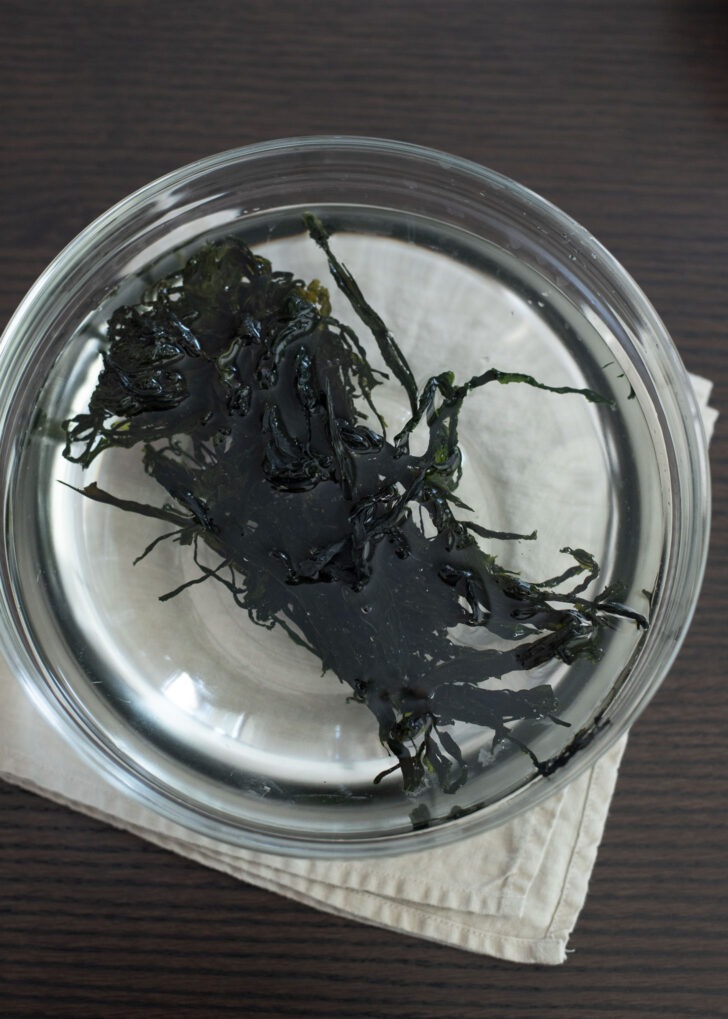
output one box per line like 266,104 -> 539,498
63,215 -> 647,795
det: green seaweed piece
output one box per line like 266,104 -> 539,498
62,218 -> 647,799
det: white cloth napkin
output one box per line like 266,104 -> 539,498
0,276 -> 716,970
0,688 -> 626,965
0,185 -> 713,978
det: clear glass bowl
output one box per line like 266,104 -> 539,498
0,137 -> 710,856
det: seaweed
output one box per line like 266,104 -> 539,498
63,216 -> 647,796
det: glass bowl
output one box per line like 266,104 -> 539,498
0,137 -> 710,856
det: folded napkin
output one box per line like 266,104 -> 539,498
0,694 -> 625,965
0,297 -> 716,972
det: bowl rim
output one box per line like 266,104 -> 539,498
0,136 -> 712,856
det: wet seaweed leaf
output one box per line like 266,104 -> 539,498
62,220 -> 648,799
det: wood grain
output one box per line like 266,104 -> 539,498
1,2 -> 726,1016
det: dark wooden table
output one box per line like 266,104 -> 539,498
1,2 -> 726,1016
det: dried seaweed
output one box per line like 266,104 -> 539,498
63,216 -> 647,795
